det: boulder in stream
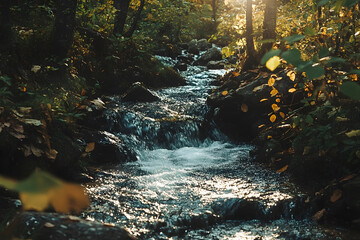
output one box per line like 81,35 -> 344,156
3,212 -> 136,240
122,82 -> 160,102
194,47 -> 222,66
198,39 -> 211,51
188,39 -> 199,55
207,60 -> 225,69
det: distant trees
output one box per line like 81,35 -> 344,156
113,0 -> 145,37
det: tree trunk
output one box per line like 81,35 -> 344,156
52,0 -> 77,59
123,0 -> 145,37
246,0 -> 256,57
113,0 -> 131,35
261,0 -> 277,53
0,0 -> 12,52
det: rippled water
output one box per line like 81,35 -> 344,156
83,56 -> 352,239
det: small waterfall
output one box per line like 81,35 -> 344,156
83,53 -> 350,239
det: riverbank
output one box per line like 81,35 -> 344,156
206,67 -> 360,230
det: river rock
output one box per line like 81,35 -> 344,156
78,129 -> 137,165
198,39 -> 211,51
213,198 -> 267,220
207,60 -> 225,69
207,70 -> 297,141
188,39 -> 199,55
194,47 -> 222,66
4,212 -> 136,240
122,82 -> 160,102
174,62 -> 187,71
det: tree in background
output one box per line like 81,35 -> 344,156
113,0 -> 145,37
261,0 -> 277,54
52,0 -> 77,60
0,0 -> 12,52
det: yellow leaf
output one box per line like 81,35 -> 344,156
50,183 -> 89,214
345,129 -> 360,138
288,88 -> 296,93
310,100 -> 316,105
287,71 -> 296,81
258,124 -> 265,128
47,103 -> 51,110
270,88 -> 278,97
279,112 -> 285,118
272,104 -> 280,112
267,135 -> 272,139
276,165 -> 288,173
260,98 -> 268,102
85,142 -> 95,152
266,56 -> 281,71
276,98 -> 281,103
20,192 -> 50,211
232,72 -> 240,77
222,90 -> 228,96
241,103 -> 248,112
268,77 -> 276,87
349,74 -> 358,81
270,114 -> 277,122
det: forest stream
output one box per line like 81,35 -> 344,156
82,53 -> 353,240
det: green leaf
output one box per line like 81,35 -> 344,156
0,75 -> 11,86
13,170 -> 62,194
349,69 -> 360,75
340,82 -> 360,100
318,0 -> 332,6
344,0 -> 358,7
305,115 -> 314,124
327,57 -> 346,64
261,49 -> 282,65
304,65 -> 325,80
305,27 -> 317,36
319,47 -> 330,58
281,48 -> 301,66
283,34 -> 305,44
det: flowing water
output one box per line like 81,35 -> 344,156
83,56 -> 352,239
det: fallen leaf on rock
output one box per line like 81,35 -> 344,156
276,165 -> 288,173
222,90 -> 228,96
85,142 -> 95,152
270,114 -> 276,123
268,77 -> 276,87
340,174 -> 357,182
312,208 -> 326,221
270,88 -> 278,97
241,103 -> 248,112
330,189 -> 342,203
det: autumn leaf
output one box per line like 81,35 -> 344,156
258,124 -> 265,128
345,129 -> 360,138
340,174 -> 357,182
266,56 -> 281,71
270,114 -> 277,122
260,98 -> 268,102
312,208 -> 326,221
270,88 -> 278,97
279,112 -> 285,118
232,72 -> 240,77
330,189 -> 342,203
287,71 -> 296,81
268,77 -> 276,87
276,98 -> 281,103
85,142 -> 95,152
222,90 -> 228,96
241,103 -> 248,112
271,104 -> 280,112
276,165 -> 288,173
0,169 -> 89,213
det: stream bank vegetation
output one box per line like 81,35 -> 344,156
0,0 -> 360,238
